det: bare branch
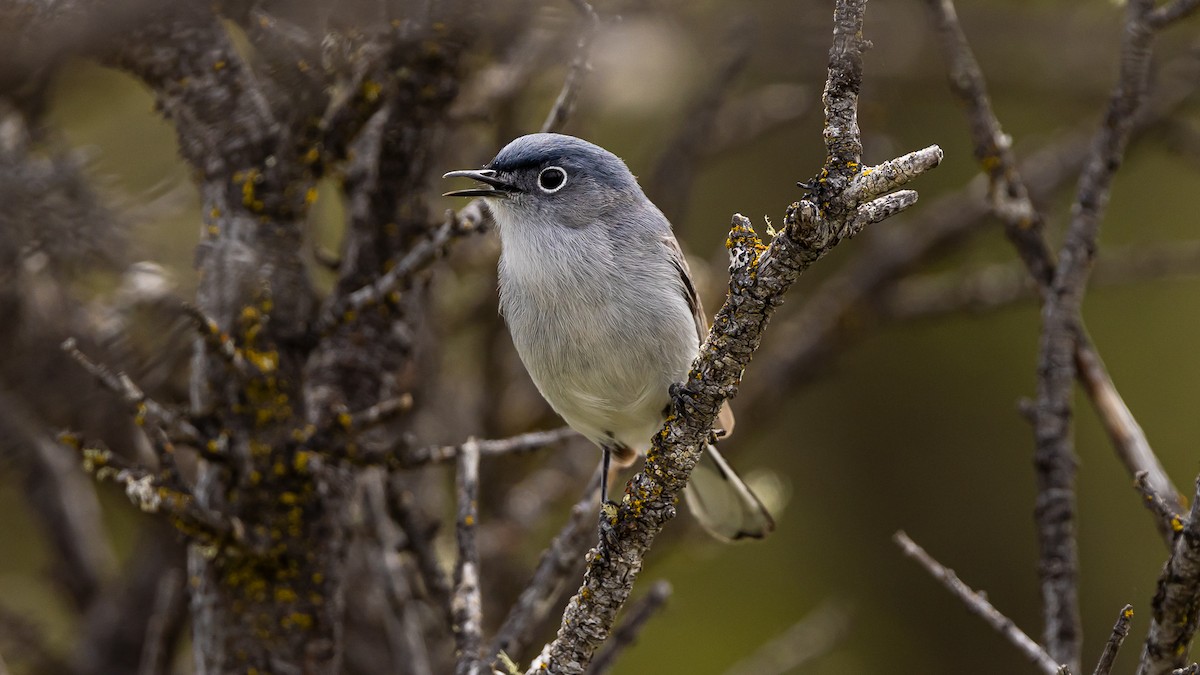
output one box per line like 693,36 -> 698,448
880,240 -> 1200,321
320,208 -> 485,333
453,440 -> 484,674
400,427 -> 577,470
894,531 -> 1068,675
1137,477 -> 1200,675
539,0 -> 600,134
722,601 -> 852,675
61,337 -> 201,446
180,302 -> 250,377
1148,0 -> 1200,29
489,472 -> 601,664
1092,605 -> 1134,675
1137,472 -> 1188,546
137,568 -> 186,675
1029,0 -> 1158,663
386,481 -> 455,629
588,580 -> 672,675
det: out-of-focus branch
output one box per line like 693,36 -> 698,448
588,580 -> 672,675
489,473 -> 601,665
136,568 -> 185,675
1137,472 -> 1187,543
879,240 -> 1200,321
721,601 -> 852,675
453,441 -> 484,675
1092,605 -> 1134,675
524,1 -> 942,670
61,338 -> 201,446
924,0 -> 1189,564
386,480 -> 455,630
400,427 -> 577,469
319,205 -> 489,334
894,531 -> 1069,675
648,18 -> 753,224
539,0 -> 599,134
1026,0 -> 1159,665
1137,477 -> 1200,675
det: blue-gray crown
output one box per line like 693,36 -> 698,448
488,133 -> 638,191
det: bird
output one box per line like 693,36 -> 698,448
444,133 -> 774,541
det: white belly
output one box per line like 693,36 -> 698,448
497,226 -> 697,454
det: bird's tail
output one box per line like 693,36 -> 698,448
683,444 -> 775,541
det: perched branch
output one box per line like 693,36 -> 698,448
894,531 -> 1068,675
453,440 -> 484,675
1092,605 -> 1134,675
722,601 -> 852,675
525,1 -> 942,670
1137,478 -> 1200,675
588,580 -> 672,675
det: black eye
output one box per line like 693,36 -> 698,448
538,166 -> 567,193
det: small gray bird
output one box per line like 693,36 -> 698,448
444,133 -> 774,541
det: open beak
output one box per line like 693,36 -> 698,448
442,169 -> 518,198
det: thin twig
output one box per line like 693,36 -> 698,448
453,440 -> 484,675
588,580 -> 673,675
400,427 -> 577,469
1092,605 -> 1134,675
721,601 -> 852,675
539,0 -> 600,134
1137,472 -> 1187,544
320,206 -> 485,333
880,240 -> 1200,321
1137,477 -> 1200,675
894,531 -> 1068,675
1148,0 -> 1200,29
181,302 -> 250,376
923,0 -> 1193,560
61,337 -> 202,445
64,436 -> 258,553
137,568 -> 185,675
387,479 -> 455,630
489,470 -> 602,664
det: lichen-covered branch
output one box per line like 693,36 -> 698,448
1093,605 -> 1134,675
588,580 -> 672,675
1137,478 -> 1200,675
524,3 -> 942,671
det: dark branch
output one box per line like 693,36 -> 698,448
894,531 -> 1068,675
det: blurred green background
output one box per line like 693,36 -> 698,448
3,0 -> 1199,673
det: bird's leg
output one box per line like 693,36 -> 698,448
600,446 -> 611,503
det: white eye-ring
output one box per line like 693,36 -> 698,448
537,166 -> 567,193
